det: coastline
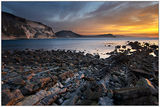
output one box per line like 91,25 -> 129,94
2,41 -> 158,105
2,36 -> 159,41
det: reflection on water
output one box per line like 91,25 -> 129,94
2,37 -> 158,58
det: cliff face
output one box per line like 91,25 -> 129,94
2,12 -> 55,40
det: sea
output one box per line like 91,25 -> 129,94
2,37 -> 159,58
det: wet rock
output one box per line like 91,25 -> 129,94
2,89 -> 24,105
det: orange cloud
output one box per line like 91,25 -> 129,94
73,2 -> 159,37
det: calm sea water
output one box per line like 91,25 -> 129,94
2,37 -> 158,58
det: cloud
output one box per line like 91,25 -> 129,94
2,1 -> 159,37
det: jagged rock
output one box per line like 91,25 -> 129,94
2,89 -> 24,105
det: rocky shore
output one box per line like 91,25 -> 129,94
2,41 -> 158,105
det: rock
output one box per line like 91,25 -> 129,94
98,97 -> 113,105
62,94 -> 79,105
2,89 -> 24,105
56,98 -> 63,105
122,45 -> 126,49
52,103 -> 58,105
7,76 -> 26,86
115,95 -> 158,105
65,78 -> 70,83
58,82 -> 64,88
83,76 -> 95,81
36,94 -> 57,105
50,87 -> 67,95
112,74 -> 119,82
64,92 -> 71,99
17,87 -> 67,105
16,90 -> 49,105
113,87 -> 152,101
74,81 -> 103,105
73,73 -> 79,78
95,54 -> 100,59
136,78 -> 158,95
130,69 -> 154,77
26,73 -> 36,80
107,89 -> 114,98
79,73 -> 85,79
59,71 -> 74,81
21,74 -> 53,95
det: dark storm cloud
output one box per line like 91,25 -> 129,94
2,1 -> 159,37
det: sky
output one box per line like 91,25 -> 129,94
2,1 -> 159,37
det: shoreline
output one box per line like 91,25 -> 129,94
2,36 -> 159,41
2,41 -> 159,105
